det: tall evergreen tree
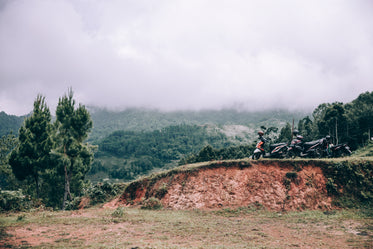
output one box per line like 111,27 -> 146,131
297,116 -> 314,141
347,91 -> 373,146
318,102 -> 347,144
54,89 -> 94,210
9,95 -> 53,198
276,122 -> 292,143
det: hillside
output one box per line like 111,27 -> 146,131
88,107 -> 307,142
0,111 -> 25,137
87,108 -> 307,182
0,107 -> 306,145
105,158 -> 373,211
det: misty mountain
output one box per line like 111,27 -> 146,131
0,107 -> 307,142
88,107 -> 308,143
86,108 -> 308,182
1,107 -> 308,183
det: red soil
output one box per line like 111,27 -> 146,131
107,161 -> 333,211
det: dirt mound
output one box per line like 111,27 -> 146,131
107,160 -> 334,211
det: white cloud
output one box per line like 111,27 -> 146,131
0,0 -> 372,115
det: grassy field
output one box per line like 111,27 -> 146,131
1,206 -> 372,248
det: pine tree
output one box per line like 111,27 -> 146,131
276,123 -> 292,143
54,89 -> 94,210
9,95 -> 53,198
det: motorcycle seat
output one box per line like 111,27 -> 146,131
303,139 -> 322,149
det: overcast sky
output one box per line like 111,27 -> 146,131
0,0 -> 372,115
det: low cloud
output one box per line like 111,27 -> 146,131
0,0 -> 372,115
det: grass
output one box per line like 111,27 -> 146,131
1,207 -> 372,248
2,157 -> 372,248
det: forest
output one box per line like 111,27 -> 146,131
0,91 -> 372,210
91,91 -> 373,181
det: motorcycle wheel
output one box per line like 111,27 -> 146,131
253,153 -> 261,160
340,150 -> 351,157
286,150 -> 296,159
314,148 -> 322,158
280,148 -> 289,158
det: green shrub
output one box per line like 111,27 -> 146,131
65,197 -> 82,210
141,197 -> 163,210
0,190 -> 31,211
111,207 -> 126,218
285,171 -> 298,180
16,214 -> 26,221
323,160 -> 373,208
155,183 -> 168,199
88,182 -> 125,206
326,178 -> 339,196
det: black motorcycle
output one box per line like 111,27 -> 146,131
287,135 -> 304,158
328,143 -> 352,157
268,142 -> 288,158
287,136 -> 329,158
301,139 -> 328,158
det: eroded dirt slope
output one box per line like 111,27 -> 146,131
107,160 -> 334,211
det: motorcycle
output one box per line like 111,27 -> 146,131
301,139 -> 328,158
252,138 -> 288,159
328,143 -> 352,157
268,142 -> 288,158
287,135 -> 304,158
287,136 -> 329,158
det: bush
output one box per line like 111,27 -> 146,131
141,197 -> 163,210
326,178 -> 339,196
111,207 -> 126,218
64,197 -> 83,210
155,183 -> 168,199
88,182 -> 125,206
61,182 -> 127,210
285,171 -> 298,180
323,160 -> 373,207
0,190 -> 31,211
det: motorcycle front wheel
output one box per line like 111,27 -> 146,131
252,153 -> 261,160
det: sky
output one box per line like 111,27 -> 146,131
0,0 -> 372,116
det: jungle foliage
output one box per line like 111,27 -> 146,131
91,125 -> 232,181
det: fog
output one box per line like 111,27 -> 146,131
0,0 -> 372,115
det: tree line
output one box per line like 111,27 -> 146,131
277,91 -> 373,149
182,91 -> 373,164
1,89 -> 94,210
91,91 -> 373,180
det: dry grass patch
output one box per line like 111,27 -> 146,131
1,207 -> 372,248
